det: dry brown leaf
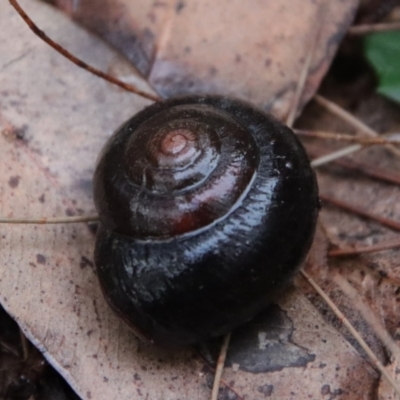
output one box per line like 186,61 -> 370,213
51,0 -> 359,119
1,2 -> 208,399
297,96 -> 400,398
2,0 -> 390,399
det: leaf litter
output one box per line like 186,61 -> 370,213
2,0 -> 400,399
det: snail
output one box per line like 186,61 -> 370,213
93,95 -> 319,347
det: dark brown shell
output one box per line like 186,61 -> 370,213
93,95 -> 319,347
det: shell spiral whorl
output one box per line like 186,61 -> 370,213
93,96 -> 319,347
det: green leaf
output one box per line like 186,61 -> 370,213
364,31 -> 400,104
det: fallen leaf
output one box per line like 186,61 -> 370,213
1,2 -> 209,399
51,0 -> 359,119
1,0 -> 389,399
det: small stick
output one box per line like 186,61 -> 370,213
210,333 -> 231,400
307,152 -> 400,187
311,144 -> 362,167
329,239 -> 400,257
8,0 -> 160,102
349,21 -> 400,35
334,274 -> 400,361
195,350 -> 244,399
300,269 -> 400,397
19,328 -> 30,360
320,193 -> 400,232
295,129 -> 400,145
0,215 -> 99,224
335,158 -> 400,186
315,95 -> 378,137
338,160 -> 400,185
314,95 -> 400,158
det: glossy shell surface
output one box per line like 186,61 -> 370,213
93,96 -> 319,347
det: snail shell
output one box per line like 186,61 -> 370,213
93,95 -> 319,347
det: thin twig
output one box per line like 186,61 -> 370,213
195,349 -> 245,400
308,153 -> 400,186
329,239 -> 400,257
295,129 -> 400,145
315,95 -> 378,137
309,130 -> 400,165
349,21 -> 400,35
334,274 -> 400,361
314,95 -> 400,158
311,144 -> 362,167
300,269 -> 400,397
320,193 -> 400,232
19,328 -> 29,361
0,215 -> 99,224
8,0 -> 160,102
336,158 -> 400,186
210,333 -> 231,400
